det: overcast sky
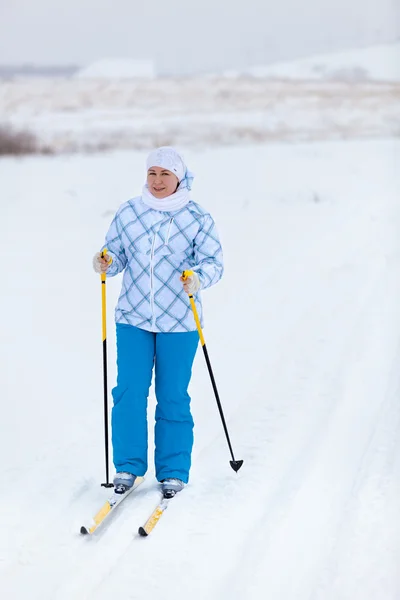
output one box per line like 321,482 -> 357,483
1,0 -> 399,74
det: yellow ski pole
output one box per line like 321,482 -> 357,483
100,249 -> 114,488
182,270 -> 243,472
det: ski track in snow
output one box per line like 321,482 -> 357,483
0,139 -> 399,599
312,344 -> 400,600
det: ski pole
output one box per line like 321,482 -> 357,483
182,270 -> 243,473
100,249 -> 114,488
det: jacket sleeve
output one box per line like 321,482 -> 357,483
193,213 -> 224,290
101,210 -> 127,277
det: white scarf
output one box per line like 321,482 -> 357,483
141,183 -> 191,212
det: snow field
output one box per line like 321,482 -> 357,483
0,138 -> 399,599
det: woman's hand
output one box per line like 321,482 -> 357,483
93,251 -> 111,274
180,272 -> 200,294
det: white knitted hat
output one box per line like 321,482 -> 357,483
146,146 -> 186,182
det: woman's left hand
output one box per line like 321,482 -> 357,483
180,272 -> 200,295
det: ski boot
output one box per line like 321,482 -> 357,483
161,478 -> 185,499
113,472 -> 136,494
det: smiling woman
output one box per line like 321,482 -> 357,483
92,146 -> 224,499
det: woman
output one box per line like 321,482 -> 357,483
93,147 -> 224,498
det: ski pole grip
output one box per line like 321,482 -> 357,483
182,269 -> 194,280
100,248 -> 113,282
181,270 -> 205,346
101,248 -> 113,265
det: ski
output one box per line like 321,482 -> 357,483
80,476 -> 144,535
138,495 -> 171,537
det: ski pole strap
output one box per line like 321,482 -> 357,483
181,270 -> 205,346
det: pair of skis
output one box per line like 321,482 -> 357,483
80,478 -> 171,537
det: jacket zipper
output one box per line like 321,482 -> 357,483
165,217 -> 174,245
150,233 -> 156,328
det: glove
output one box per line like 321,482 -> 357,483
93,251 -> 111,274
181,272 -> 200,294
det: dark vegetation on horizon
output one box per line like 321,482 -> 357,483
0,125 -> 52,156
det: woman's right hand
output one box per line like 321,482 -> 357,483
93,251 -> 111,274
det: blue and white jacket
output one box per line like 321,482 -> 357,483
103,196 -> 224,333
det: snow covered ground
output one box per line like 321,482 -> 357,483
245,42 -> 400,81
1,137 -> 399,599
1,77 -> 399,152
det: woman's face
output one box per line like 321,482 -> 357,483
147,166 -> 179,199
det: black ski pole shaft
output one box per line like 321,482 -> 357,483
182,270 -> 243,472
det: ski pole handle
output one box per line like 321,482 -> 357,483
100,248 -> 112,275
181,270 -> 194,279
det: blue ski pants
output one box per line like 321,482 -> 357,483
111,323 -> 199,483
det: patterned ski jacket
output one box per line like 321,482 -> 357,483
103,196 -> 224,333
